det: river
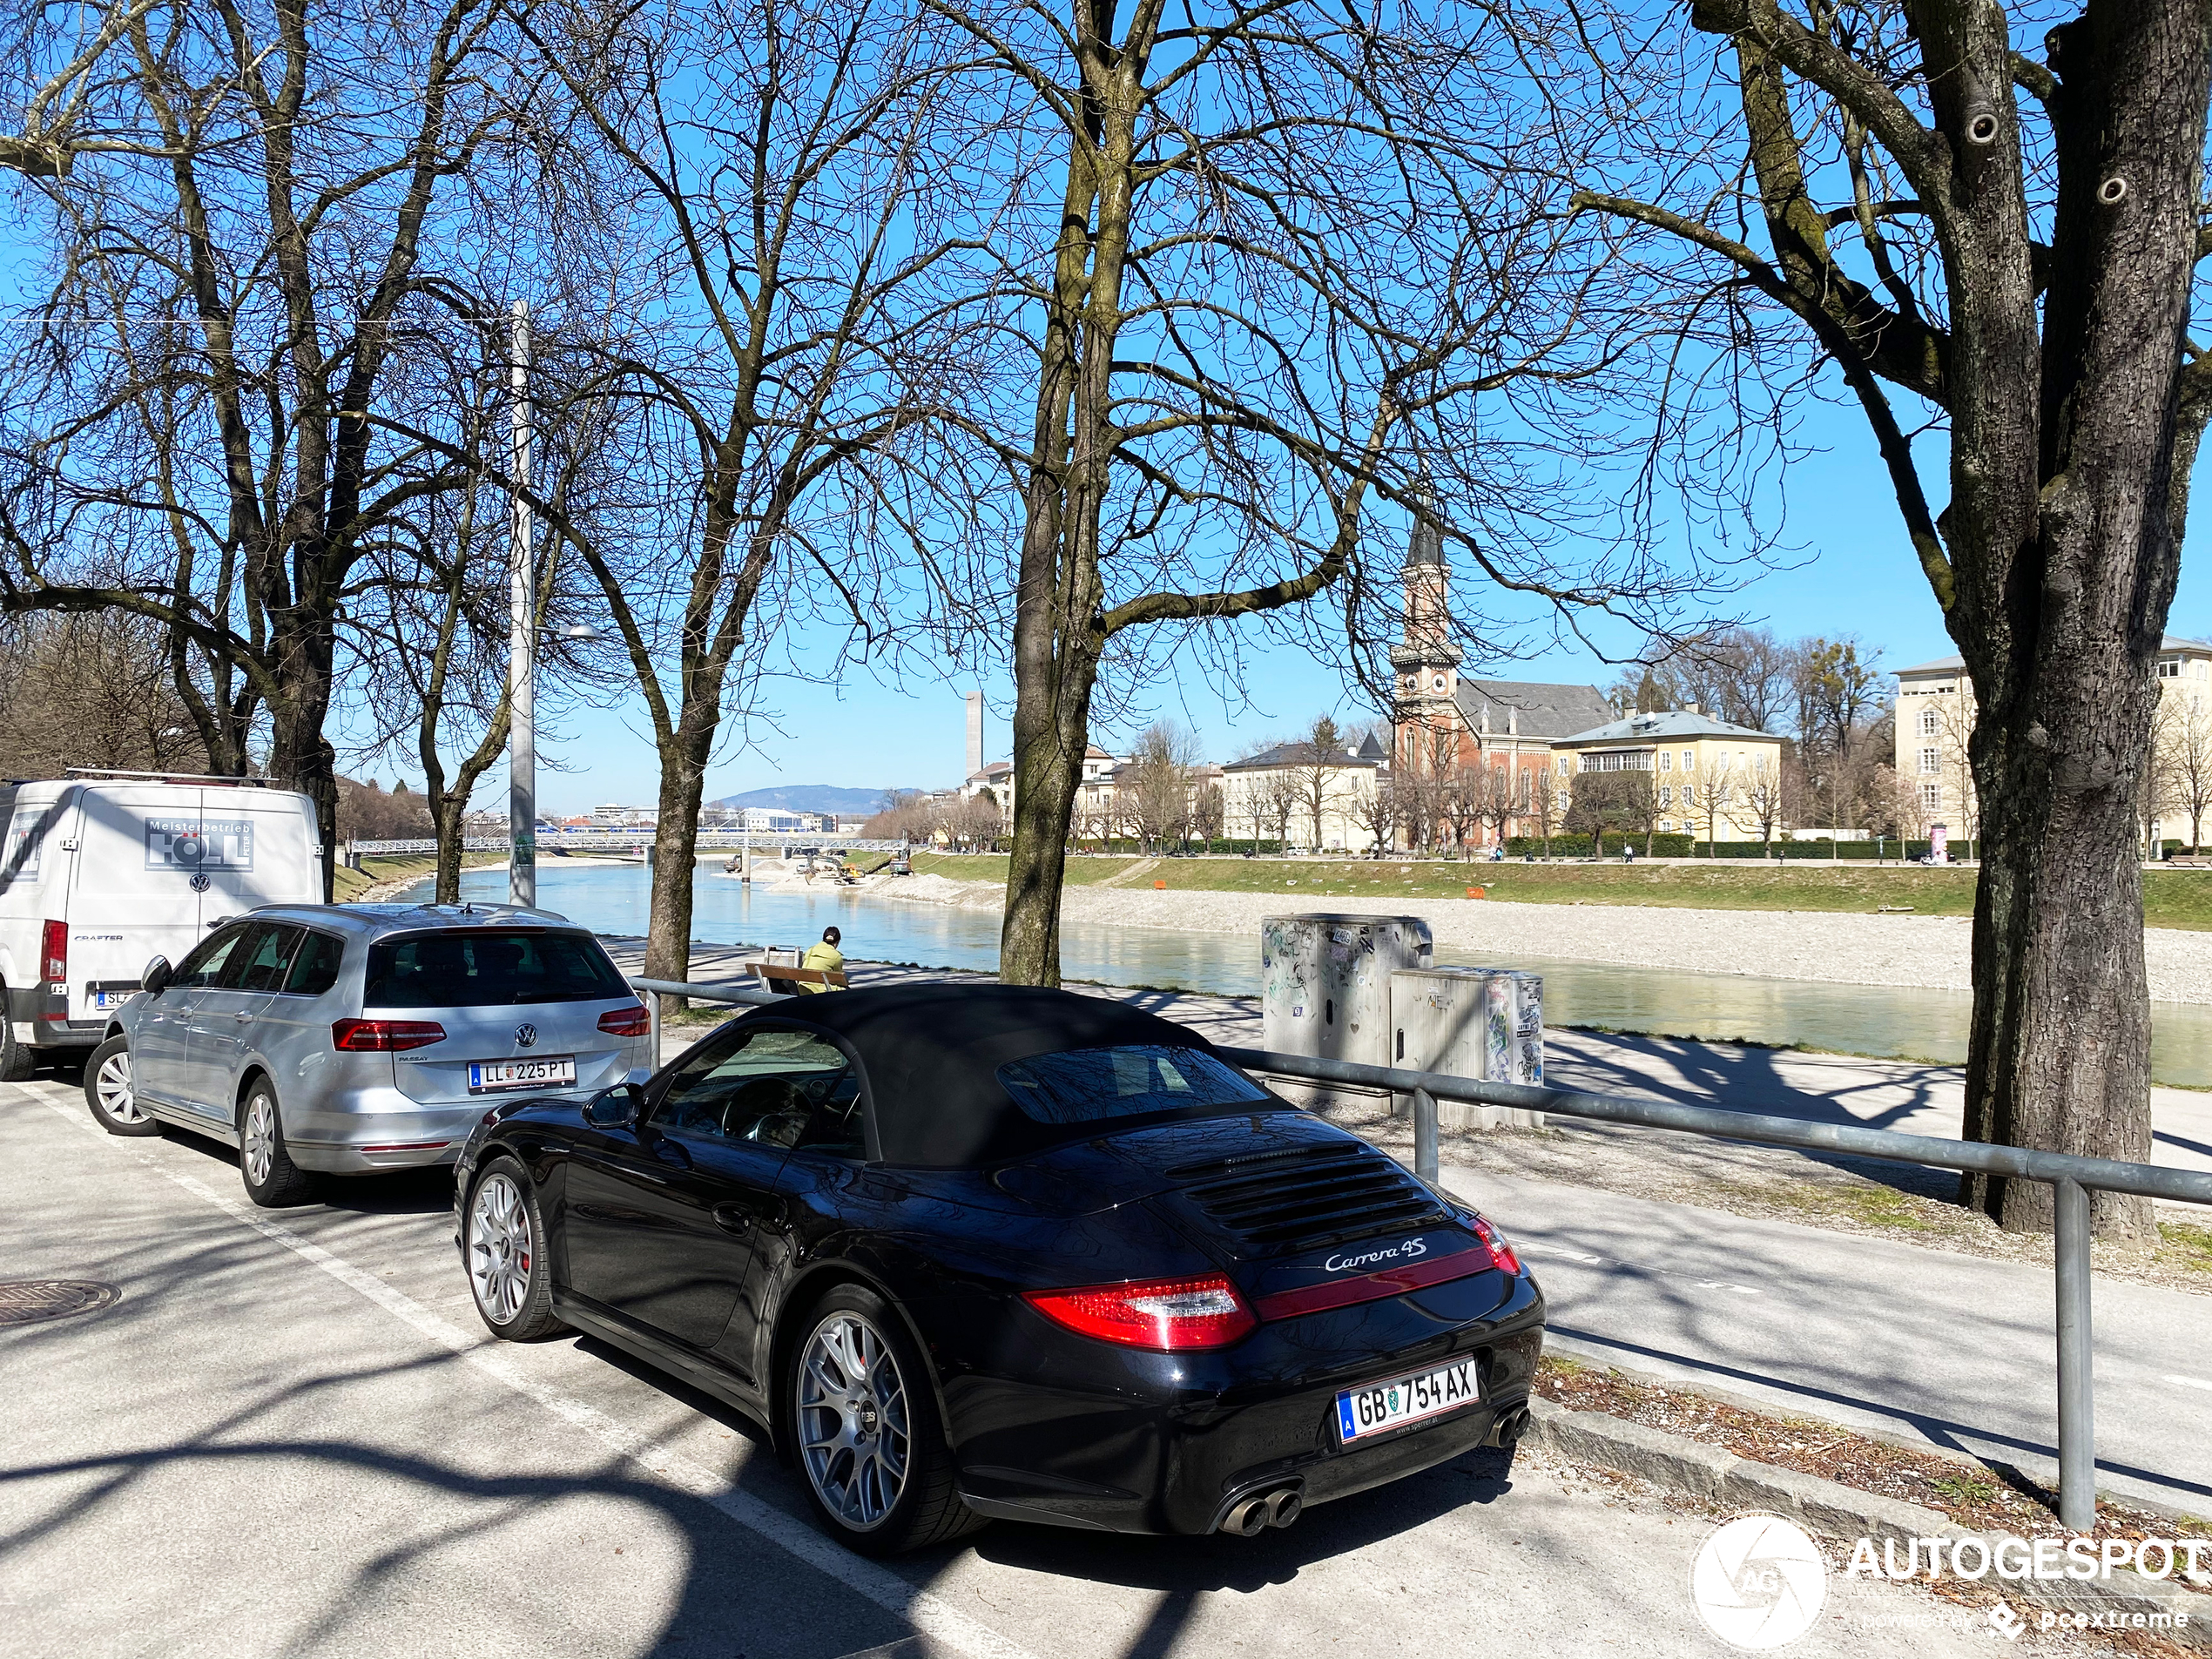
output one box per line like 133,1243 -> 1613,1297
406,861 -> 2212,1086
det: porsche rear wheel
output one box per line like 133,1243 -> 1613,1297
467,1159 -> 563,1340
789,1285 -> 978,1555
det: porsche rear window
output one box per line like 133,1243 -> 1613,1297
364,930 -> 630,1008
997,1045 -> 1268,1125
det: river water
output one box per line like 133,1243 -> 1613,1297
410,861 -> 2212,1086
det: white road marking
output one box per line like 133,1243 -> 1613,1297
1535,1247 -> 1605,1264
2169,1375 -> 2212,1393
36,1093 -> 1036,1659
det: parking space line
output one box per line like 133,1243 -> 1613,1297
34,1095 -> 1037,1659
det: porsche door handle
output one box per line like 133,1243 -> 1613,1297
713,1198 -> 781,1231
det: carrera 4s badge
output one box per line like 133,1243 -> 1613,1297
1324,1238 -> 1431,1275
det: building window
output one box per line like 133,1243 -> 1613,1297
1921,783 -> 1941,812
1919,708 -> 1939,737
1658,786 -> 1673,807
1682,750 -> 1695,772
1555,788 -> 1570,812
1581,750 -> 1653,772
2159,658 -> 2182,678
1682,784 -> 1696,809
1919,747 -> 1940,775
1659,752 -> 1673,772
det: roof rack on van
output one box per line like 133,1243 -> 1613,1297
64,767 -> 277,786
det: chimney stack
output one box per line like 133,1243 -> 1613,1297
965,691 -> 984,780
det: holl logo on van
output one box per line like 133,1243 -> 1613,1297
145,818 -> 255,871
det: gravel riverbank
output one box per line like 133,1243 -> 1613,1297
867,873 -> 2212,1005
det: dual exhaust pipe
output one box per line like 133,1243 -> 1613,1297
1219,1485 -> 1303,1536
1218,1403 -> 1528,1538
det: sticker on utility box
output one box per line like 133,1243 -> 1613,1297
145,818 -> 255,871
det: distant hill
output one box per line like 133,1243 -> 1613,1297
713,784 -> 900,814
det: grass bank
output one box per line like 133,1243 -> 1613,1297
907,851 -> 2212,929
333,850 -> 505,903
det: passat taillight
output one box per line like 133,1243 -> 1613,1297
1472,1214 -> 1523,1277
331,1018 -> 447,1053
40,920 -> 66,983
597,1003 -> 651,1037
1024,1273 -> 1257,1351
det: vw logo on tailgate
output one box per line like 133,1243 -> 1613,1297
514,1023 -> 537,1049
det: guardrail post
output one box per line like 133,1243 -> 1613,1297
2054,1175 -> 2095,1533
1413,1086 -> 1439,1184
648,991 -> 662,1068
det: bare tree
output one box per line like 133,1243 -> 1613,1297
1568,0 -> 2212,1232
1696,753 -> 1742,855
1279,717 -> 1356,852
2170,694 -> 2212,852
511,0 -> 958,989
1118,722 -> 1200,853
1740,756 -> 1788,857
1350,774 -> 1400,855
0,0 -> 513,890
0,610 -> 210,776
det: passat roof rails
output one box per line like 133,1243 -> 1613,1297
63,767 -> 275,786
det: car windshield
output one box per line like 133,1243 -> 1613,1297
364,930 -> 630,1008
996,1045 -> 1268,1126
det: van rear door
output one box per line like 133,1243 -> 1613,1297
71,786 -> 212,1019
196,788 -> 321,917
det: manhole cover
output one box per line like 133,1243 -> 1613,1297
0,1280 -> 120,1326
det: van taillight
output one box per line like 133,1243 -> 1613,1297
598,1003 -> 651,1036
40,920 -> 66,983
332,1018 -> 446,1052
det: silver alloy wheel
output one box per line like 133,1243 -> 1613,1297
94,1049 -> 145,1123
241,1094 -> 277,1188
797,1311 -> 911,1531
469,1173 -> 534,1325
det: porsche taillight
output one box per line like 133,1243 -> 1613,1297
332,1018 -> 446,1052
1472,1214 -> 1523,1277
1024,1273 -> 1257,1351
597,1003 -> 651,1036
40,919 -> 66,983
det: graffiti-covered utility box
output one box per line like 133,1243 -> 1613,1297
1388,967 -> 1545,1130
1261,914 -> 1433,1070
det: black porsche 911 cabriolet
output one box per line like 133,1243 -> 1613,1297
452,984 -> 1544,1554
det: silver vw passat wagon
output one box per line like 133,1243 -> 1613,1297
81,903 -> 652,1205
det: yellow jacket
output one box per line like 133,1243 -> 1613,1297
799,941 -> 846,993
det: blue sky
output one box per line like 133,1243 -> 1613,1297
492,408 -> 2212,816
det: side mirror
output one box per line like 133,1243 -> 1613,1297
142,956 -> 172,998
583,1082 -> 644,1130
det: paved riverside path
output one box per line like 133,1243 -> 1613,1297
614,945 -> 2212,1515
2,1076 -> 2026,1659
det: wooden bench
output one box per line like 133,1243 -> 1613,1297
742,961 -> 850,990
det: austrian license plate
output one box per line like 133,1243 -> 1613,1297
468,1055 -> 577,1094
91,990 -> 129,1009
1335,1358 -> 1480,1444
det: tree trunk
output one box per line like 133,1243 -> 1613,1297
432,796 -> 468,904
267,635 -> 340,900
645,722 -> 711,988
1001,637 -> 1102,988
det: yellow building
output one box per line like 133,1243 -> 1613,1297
1893,637 -> 2212,848
1552,710 -> 1787,841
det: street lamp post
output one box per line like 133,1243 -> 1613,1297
508,300 -> 535,907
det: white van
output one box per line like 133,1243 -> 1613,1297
1,771 -> 322,1079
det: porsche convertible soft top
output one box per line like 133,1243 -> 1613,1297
730,982 -> 1274,1166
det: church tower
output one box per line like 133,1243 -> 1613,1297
1390,502 -> 1461,777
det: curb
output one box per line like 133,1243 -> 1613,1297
1522,1396 -> 2212,1650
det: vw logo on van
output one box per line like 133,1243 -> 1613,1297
514,1023 -> 537,1049
187,873 -> 212,893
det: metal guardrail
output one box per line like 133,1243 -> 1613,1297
615,974 -> 2208,1534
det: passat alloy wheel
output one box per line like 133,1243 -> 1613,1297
84,1036 -> 158,1136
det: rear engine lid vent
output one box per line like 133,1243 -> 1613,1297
1170,1141 -> 1445,1255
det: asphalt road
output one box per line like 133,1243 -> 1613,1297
3,1071 -> 2053,1659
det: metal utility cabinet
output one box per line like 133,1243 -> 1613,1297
1388,966 -> 1546,1130
1260,914 -> 1433,1069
